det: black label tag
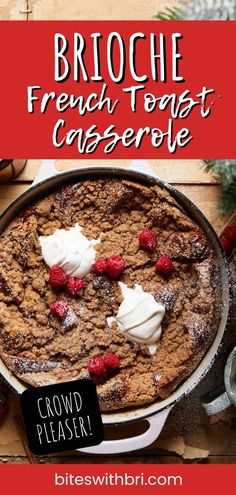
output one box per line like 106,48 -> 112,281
20,379 -> 104,455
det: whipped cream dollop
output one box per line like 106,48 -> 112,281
113,282 -> 165,355
39,224 -> 100,278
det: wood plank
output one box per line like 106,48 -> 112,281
0,397 -> 25,456
177,185 -> 226,233
28,0 -> 175,21
0,184 -> 28,212
0,0 -> 28,19
18,160 -> 218,184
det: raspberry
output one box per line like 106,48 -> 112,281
155,255 -> 174,275
67,277 -> 85,296
93,259 -> 108,275
139,230 -> 157,251
220,235 -> 233,257
103,352 -> 120,370
87,356 -> 106,376
49,265 -> 67,288
50,299 -> 68,318
106,256 -> 125,279
223,226 -> 236,248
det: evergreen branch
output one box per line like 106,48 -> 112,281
153,6 -> 184,20
154,0 -> 236,21
204,160 -> 236,215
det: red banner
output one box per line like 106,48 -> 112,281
0,20 -> 235,158
1,464 -> 236,494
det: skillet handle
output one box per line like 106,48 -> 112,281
77,408 -> 171,455
129,160 -> 159,177
32,160 -> 58,186
202,385 -> 232,415
33,159 -> 159,187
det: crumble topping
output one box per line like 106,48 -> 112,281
0,178 -> 221,410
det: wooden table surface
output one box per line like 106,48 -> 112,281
0,159 -> 235,465
0,0 -> 176,21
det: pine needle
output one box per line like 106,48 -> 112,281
154,0 -> 236,21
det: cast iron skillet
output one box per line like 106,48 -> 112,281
0,166 -> 231,453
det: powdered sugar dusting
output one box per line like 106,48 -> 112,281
154,373 -> 162,383
7,356 -> 61,374
61,308 -> 77,332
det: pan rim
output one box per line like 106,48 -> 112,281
0,166 -> 231,425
